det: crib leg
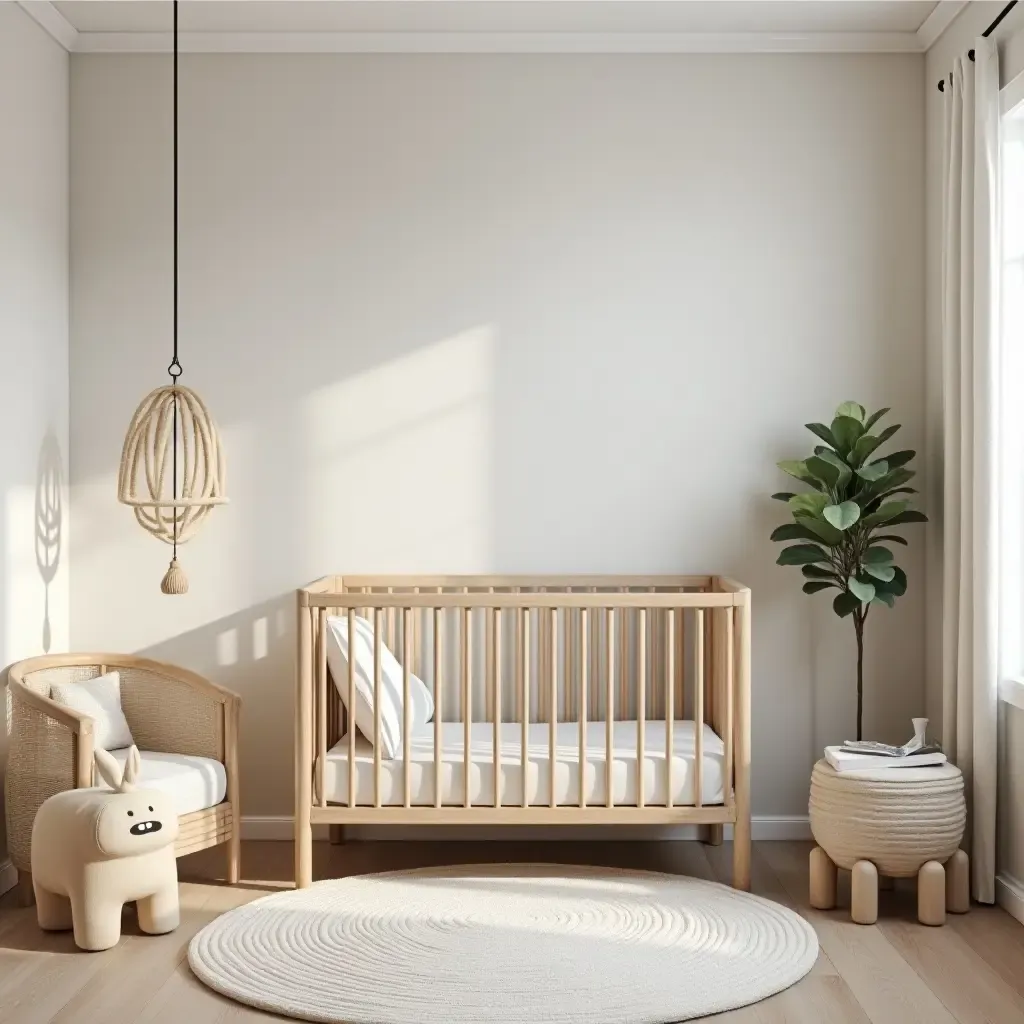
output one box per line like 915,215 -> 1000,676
329,826 -> 347,846
704,825 -> 724,847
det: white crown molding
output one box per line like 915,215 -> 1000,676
916,0 -> 970,51
72,30 -> 923,55
15,1 -> 78,51
16,1 -> 931,57
241,815 -> 812,842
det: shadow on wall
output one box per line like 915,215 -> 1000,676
140,594 -> 295,819
36,432 -> 63,654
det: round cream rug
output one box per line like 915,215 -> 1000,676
189,864 -> 818,1024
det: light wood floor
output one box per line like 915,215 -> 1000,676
2,839 -> 1023,1023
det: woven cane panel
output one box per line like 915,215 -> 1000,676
120,667 -> 223,760
809,759 -> 966,877
5,698 -> 76,870
22,664 -> 101,696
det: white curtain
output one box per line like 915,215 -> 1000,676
941,38 -> 1001,905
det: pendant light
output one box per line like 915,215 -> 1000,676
117,0 -> 227,594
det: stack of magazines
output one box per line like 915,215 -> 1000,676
825,718 -> 946,772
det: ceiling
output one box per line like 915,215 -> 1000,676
21,1 -> 965,53
52,2 -> 942,36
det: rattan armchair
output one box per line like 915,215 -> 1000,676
5,654 -> 240,900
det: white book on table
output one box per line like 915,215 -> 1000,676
824,745 -> 947,772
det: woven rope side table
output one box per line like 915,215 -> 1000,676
808,759 -> 968,926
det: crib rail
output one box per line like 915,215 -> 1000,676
295,575 -> 751,890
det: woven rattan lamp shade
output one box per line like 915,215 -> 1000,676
117,383 -> 227,593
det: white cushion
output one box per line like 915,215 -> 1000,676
107,748 -> 227,817
324,615 -> 434,759
50,672 -> 134,752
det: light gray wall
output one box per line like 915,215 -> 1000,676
924,0 -> 1024,888
70,51 -> 925,823
0,2 -> 70,876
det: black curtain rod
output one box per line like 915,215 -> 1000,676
938,0 -> 1017,91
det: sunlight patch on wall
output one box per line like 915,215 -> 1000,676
303,326 -> 496,572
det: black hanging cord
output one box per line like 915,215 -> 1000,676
169,0 -> 181,559
938,0 -> 1017,91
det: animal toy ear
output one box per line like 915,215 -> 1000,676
94,748 -> 123,792
121,745 -> 142,791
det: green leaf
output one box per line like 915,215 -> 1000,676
777,460 -> 819,486
872,591 -> 896,608
867,468 -> 915,494
823,501 -> 860,531
882,449 -> 916,470
770,522 -> 824,544
852,424 -> 900,465
795,514 -> 844,545
777,544 -> 831,566
863,407 -> 891,432
860,500 -> 910,529
855,460 -> 889,482
863,546 -> 894,565
872,534 -> 909,546
789,492 -> 829,518
806,423 -> 838,449
883,510 -> 928,527
802,564 -> 837,580
771,492 -> 796,502
833,591 -> 861,617
848,576 -> 876,603
873,566 -> 908,597
863,563 -> 896,582
803,581 -> 834,594
830,415 -> 864,454
835,401 -> 866,422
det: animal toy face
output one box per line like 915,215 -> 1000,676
95,789 -> 178,857
93,747 -> 179,858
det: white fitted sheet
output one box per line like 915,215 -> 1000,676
320,720 -> 725,807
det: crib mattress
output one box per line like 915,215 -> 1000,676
319,720 -> 725,808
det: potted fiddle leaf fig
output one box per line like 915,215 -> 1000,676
771,402 -> 927,740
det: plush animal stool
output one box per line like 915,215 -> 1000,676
31,746 -> 180,951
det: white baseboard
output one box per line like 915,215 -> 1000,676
996,872 -> 1024,926
0,858 -> 17,897
240,815 -> 811,843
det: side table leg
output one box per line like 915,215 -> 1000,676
810,846 -> 837,910
851,860 -> 878,925
918,860 -> 946,926
946,850 -> 970,914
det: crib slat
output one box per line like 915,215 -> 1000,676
619,603 -> 627,719
694,608 -> 704,808
549,607 -> 557,808
637,607 -> 646,808
434,607 -> 443,809
317,609 -> 327,808
565,607 -> 573,724
514,591 -> 523,725
412,588 -> 420,677
403,608 -> 412,808
606,608 -> 615,809
579,608 -> 588,808
348,608 -> 356,808
492,607 -> 502,809
387,587 -> 395,655
462,606 -> 472,809
666,608 -> 674,810
676,602 -> 686,717
486,589 -> 494,723
725,607 -> 735,808
521,608 -> 530,809
374,608 -> 382,809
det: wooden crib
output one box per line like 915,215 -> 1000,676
295,575 -> 751,889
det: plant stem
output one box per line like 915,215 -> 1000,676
853,608 -> 865,741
